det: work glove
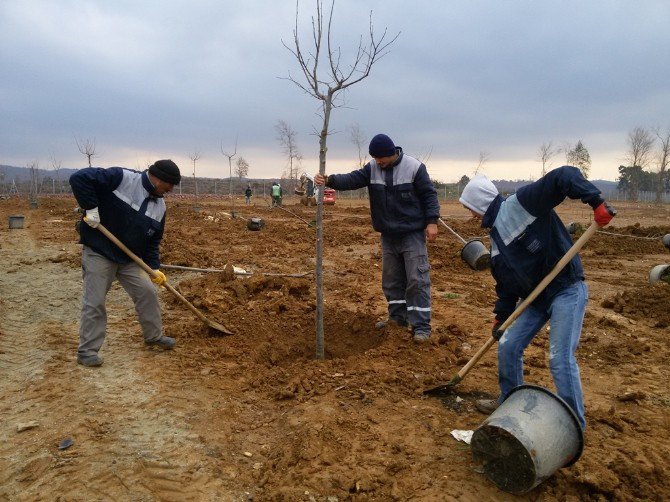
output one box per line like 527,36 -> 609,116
83,207 -> 100,228
492,317 -> 507,340
150,270 -> 167,286
593,202 -> 616,227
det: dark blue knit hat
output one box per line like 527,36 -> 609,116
368,134 -> 396,158
149,159 -> 181,185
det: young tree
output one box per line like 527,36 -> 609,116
653,127 -> 669,203
275,120 -> 302,180
50,153 -> 62,194
221,138 -> 238,212
283,0 -> 398,359
538,141 -> 556,176
473,151 -> 490,175
75,137 -> 97,167
235,156 -> 250,180
189,150 -> 201,206
348,123 -> 367,168
567,140 -> 591,179
27,161 -> 40,201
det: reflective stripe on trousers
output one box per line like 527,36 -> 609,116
381,230 -> 432,333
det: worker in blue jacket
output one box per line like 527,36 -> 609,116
459,166 -> 615,429
314,134 -> 440,342
69,160 -> 181,367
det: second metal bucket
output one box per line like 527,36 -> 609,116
9,215 -> 25,229
461,239 -> 491,270
470,384 -> 584,494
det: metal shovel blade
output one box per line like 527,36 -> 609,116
96,224 -> 234,336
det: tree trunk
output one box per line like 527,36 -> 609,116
315,93 -> 334,360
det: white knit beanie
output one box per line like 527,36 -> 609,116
459,175 -> 499,216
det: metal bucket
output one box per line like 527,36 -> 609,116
471,385 -> 584,494
662,234 -> 670,250
649,264 -> 670,284
9,215 -> 25,229
565,222 -> 583,235
460,239 -> 490,270
247,217 -> 265,231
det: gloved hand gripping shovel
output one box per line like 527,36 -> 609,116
96,224 -> 234,336
424,221 -> 600,396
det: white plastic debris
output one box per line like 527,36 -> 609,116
451,429 -> 474,444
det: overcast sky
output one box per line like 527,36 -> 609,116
2,1 -> 669,182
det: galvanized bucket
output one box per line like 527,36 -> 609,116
247,217 -> 265,231
460,239 -> 491,270
471,385 -> 584,494
9,215 -> 25,229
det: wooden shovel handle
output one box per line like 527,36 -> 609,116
455,220 -> 600,381
96,223 -> 209,324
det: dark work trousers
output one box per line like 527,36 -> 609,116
380,230 -> 432,334
78,246 -> 163,358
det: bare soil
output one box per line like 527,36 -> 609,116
1,195 -> 669,501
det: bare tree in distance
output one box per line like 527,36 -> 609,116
624,127 -> 655,201
275,120 -> 302,180
190,150 -> 201,208
653,127 -> 670,203
282,0 -> 399,359
538,141 -> 557,176
417,145 -> 434,166
626,127 -> 655,169
235,156 -> 250,180
348,123 -> 367,168
567,140 -> 591,179
50,153 -> 62,194
27,161 -> 40,201
75,137 -> 97,167
221,138 -> 238,213
473,151 -> 490,175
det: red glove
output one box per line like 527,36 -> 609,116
594,202 -> 616,227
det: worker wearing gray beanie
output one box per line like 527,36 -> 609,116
460,166 -> 615,430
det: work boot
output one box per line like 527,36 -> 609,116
375,317 -> 408,329
77,354 -> 104,367
145,335 -> 176,350
412,331 -> 431,343
476,399 -> 500,414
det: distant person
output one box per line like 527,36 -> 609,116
271,182 -> 282,207
69,160 -> 181,367
459,166 -> 616,429
245,185 -> 252,205
314,133 -> 440,342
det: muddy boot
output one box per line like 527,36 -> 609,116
475,399 -> 500,414
412,331 -> 431,343
145,335 -> 176,350
375,317 -> 408,329
77,354 -> 104,367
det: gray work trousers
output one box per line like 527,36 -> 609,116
78,246 -> 163,358
381,230 -> 432,334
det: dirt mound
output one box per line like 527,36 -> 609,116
1,196 -> 669,500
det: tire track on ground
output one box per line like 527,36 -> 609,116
0,230 -> 231,500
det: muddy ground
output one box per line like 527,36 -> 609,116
1,194 -> 669,501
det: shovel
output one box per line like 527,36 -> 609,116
424,221 -> 599,396
95,224 -> 234,335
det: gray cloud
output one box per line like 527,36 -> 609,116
2,1 -> 669,181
